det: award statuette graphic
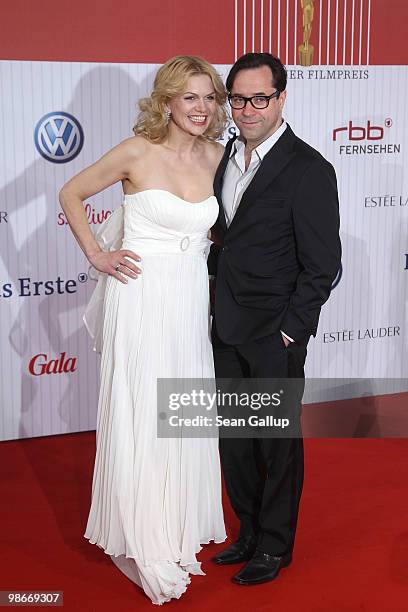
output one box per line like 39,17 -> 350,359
298,0 -> 315,66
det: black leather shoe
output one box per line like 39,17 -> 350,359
212,536 -> 257,565
232,549 -> 292,585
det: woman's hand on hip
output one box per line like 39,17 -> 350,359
89,249 -> 142,284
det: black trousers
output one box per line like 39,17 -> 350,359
212,323 -> 308,556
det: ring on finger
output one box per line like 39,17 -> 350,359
115,264 -> 121,272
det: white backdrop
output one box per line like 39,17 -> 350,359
0,60 -> 407,440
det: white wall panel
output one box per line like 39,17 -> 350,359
0,60 -> 407,440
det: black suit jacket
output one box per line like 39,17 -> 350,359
209,124 -> 341,345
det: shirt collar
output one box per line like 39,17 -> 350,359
229,119 -> 287,160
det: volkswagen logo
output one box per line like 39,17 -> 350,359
331,262 -> 343,290
34,111 -> 84,163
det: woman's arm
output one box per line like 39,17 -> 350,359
59,137 -> 144,283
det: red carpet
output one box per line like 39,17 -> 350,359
1,433 -> 408,611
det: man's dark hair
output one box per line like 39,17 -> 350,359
226,53 -> 287,93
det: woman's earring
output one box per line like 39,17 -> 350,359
165,108 -> 171,122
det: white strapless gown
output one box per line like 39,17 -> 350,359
83,190 -> 226,605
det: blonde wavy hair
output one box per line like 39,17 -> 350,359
133,55 -> 227,143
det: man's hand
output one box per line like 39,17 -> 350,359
89,249 -> 142,284
281,332 -> 290,348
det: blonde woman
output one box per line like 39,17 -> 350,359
59,56 -> 227,605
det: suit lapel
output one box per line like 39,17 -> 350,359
228,125 -> 296,230
214,136 -> 235,231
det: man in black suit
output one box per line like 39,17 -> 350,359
209,53 -> 341,585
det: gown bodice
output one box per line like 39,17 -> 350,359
122,189 -> 219,256
84,188 -> 219,353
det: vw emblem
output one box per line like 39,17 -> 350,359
331,262 -> 343,290
34,111 -> 84,163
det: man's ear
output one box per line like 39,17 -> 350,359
279,90 -> 287,108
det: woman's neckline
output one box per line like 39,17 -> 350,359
123,188 -> 216,205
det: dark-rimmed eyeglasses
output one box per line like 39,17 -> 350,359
228,91 -> 281,109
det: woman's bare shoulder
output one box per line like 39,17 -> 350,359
118,135 -> 150,159
204,140 -> 225,165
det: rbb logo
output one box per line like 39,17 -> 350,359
332,119 -> 392,141
29,352 -> 77,376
